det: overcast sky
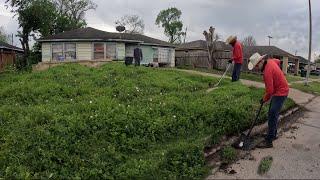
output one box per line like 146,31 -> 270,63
1,0 -> 319,59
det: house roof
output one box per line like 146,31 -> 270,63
176,40 -> 232,51
296,56 -> 309,65
0,41 -> 24,52
38,27 -> 175,47
243,46 -> 297,61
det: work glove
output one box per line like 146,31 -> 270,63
260,98 -> 265,105
228,59 -> 233,64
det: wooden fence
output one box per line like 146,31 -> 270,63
175,50 -> 232,70
0,51 -> 16,72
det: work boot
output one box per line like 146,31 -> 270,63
256,140 -> 273,149
262,133 -> 278,140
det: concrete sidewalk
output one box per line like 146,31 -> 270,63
178,69 -> 319,179
240,79 -> 315,106
207,96 -> 320,179
178,69 -> 315,105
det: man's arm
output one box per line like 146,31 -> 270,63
263,67 -> 274,102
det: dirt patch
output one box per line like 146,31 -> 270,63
292,143 -> 304,150
206,87 -> 219,93
33,60 -> 112,71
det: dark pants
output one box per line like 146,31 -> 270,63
134,58 -> 141,66
232,63 -> 242,82
266,96 -> 287,142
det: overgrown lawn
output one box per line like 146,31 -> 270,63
0,63 -> 295,179
291,81 -> 320,95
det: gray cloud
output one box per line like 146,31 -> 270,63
1,0 -> 319,59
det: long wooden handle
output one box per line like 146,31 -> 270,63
246,102 -> 264,137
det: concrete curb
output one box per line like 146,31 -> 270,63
204,106 -> 301,162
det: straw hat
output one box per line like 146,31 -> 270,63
226,35 -> 237,44
248,53 -> 267,70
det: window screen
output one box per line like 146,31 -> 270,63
52,44 -> 64,61
64,43 -> 76,60
94,43 -> 104,60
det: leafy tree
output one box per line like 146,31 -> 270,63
242,35 -> 257,46
6,0 -> 97,68
115,14 -> 145,34
0,27 -> 9,43
53,0 -> 97,34
155,7 -> 184,44
6,0 -> 57,67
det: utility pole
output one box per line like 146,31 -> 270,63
11,34 -> 13,45
267,35 -> 273,46
305,0 -> 312,86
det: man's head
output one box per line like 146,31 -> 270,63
226,35 -> 237,46
248,53 -> 268,71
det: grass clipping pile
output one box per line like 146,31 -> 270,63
0,63 -> 295,179
258,156 -> 273,175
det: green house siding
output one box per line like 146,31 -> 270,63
141,46 -> 154,65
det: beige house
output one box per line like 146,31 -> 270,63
37,27 -> 175,68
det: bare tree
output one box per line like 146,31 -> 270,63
242,35 -> 257,46
115,15 -> 145,34
203,26 -> 219,69
54,0 -> 97,23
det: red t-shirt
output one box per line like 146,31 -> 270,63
232,41 -> 243,64
263,59 -> 289,101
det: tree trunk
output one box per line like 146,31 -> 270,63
19,33 -> 30,68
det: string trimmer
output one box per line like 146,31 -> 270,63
214,62 -> 232,87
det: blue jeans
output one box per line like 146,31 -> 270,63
232,63 -> 242,82
266,96 -> 287,142
134,58 -> 141,66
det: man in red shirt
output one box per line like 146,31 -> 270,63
248,53 -> 289,148
226,36 -> 243,82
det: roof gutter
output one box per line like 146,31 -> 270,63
37,39 -> 174,47
37,39 -> 144,44
37,39 -> 105,42
0,46 -> 24,52
141,42 -> 175,48
107,39 -> 143,43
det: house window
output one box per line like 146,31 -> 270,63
64,43 -> 76,60
158,48 -> 170,63
106,42 -> 116,59
94,43 -> 104,60
52,44 -> 64,61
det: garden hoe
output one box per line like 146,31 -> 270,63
214,62 -> 232,87
233,102 -> 264,150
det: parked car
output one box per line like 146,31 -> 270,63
310,70 -> 320,76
